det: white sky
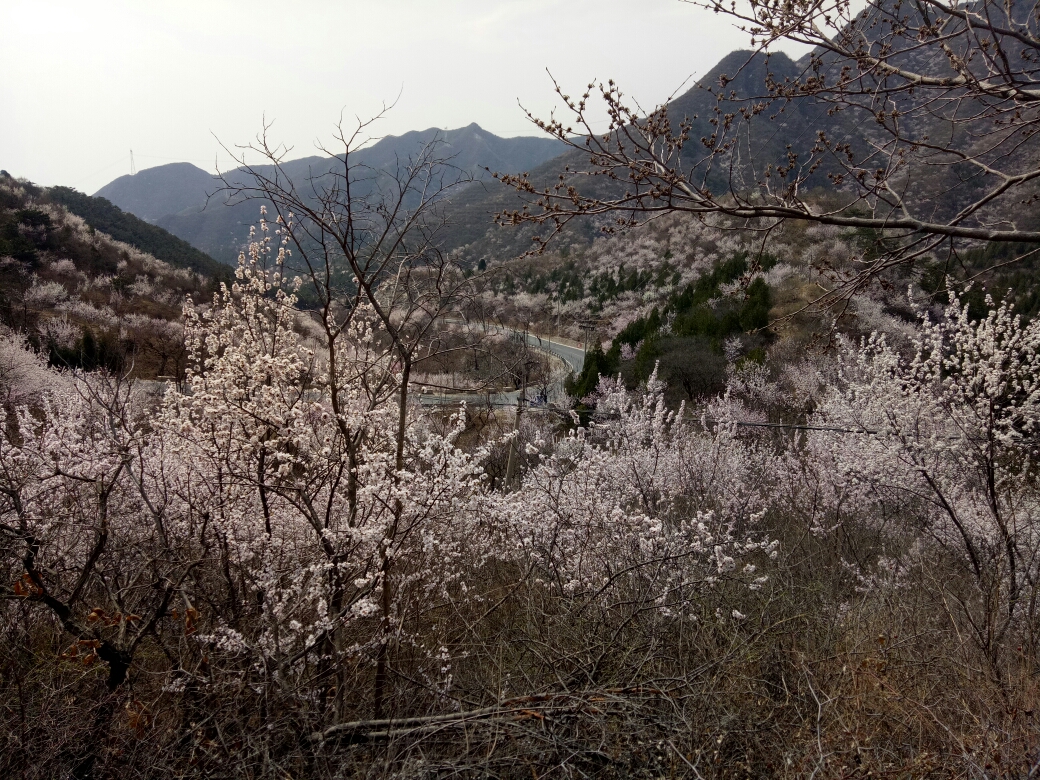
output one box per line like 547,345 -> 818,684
1,0 -> 807,195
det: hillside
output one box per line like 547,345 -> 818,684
48,186 -> 228,277
0,175 -> 223,380
93,161 -> 217,223
434,50 -> 839,262
91,54 -> 824,266
437,27 -> 1040,264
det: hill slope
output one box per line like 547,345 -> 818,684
435,50 -> 832,262
0,175 -> 223,380
48,186 -> 227,278
95,161 -> 218,223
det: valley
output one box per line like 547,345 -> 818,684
3,0 -> 1040,775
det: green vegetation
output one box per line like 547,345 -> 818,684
0,206 -> 52,264
566,251 -> 774,401
499,259 -> 681,307
920,241 -> 1040,320
48,186 -> 229,278
46,327 -> 125,373
668,252 -> 773,337
566,344 -> 615,400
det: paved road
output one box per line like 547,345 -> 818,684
521,332 -> 585,374
419,326 -> 585,408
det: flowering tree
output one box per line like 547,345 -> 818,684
0,233 -> 499,774
0,329 -> 53,406
496,0 -> 1040,298
8,247 -> 1040,772
216,112 -> 502,717
0,371 -> 207,778
162,217 -> 504,718
805,292 -> 1040,668
495,371 -> 775,629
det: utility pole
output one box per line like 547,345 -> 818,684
130,150 -> 136,176
577,320 -> 597,364
556,287 -> 562,335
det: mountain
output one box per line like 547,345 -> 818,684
353,123 -> 566,177
86,53 -> 871,266
94,125 -> 566,264
434,49 -> 835,262
95,161 -> 218,223
436,28 -> 1040,264
98,8 -> 1036,271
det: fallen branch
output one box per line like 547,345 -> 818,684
306,688 -> 669,744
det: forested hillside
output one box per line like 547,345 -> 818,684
48,185 -> 228,276
0,176 -> 226,379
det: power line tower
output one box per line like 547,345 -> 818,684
130,150 -> 136,176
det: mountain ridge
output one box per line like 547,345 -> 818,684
95,14 -> 1029,267
433,49 -> 834,262
94,124 -> 567,262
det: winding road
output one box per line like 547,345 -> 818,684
418,326 -> 585,408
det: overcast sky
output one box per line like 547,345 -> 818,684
2,0 -> 807,195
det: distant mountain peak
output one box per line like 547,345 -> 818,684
95,124 -> 567,263
94,162 -> 216,223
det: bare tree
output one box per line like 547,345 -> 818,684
496,0 -> 1040,299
